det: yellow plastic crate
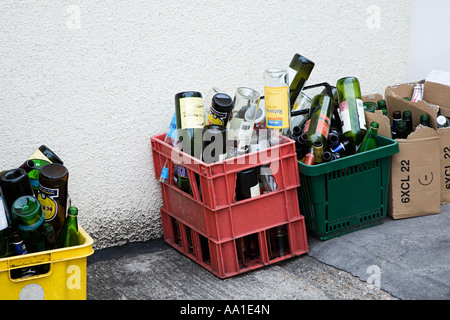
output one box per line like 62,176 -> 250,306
0,226 -> 94,300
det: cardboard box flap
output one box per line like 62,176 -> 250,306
424,70 -> 450,116
400,125 -> 440,142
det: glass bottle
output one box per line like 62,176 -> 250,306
336,77 -> 367,147
377,100 -> 387,111
38,163 -> 69,234
402,110 -> 413,135
288,53 -> 315,111
313,141 -> 324,164
28,145 -> 64,165
357,122 -> 379,154
392,111 -> 402,139
437,115 -> 450,129
56,206 -> 80,248
175,91 -> 204,159
206,93 -> 234,128
363,102 -> 377,113
420,115 -> 430,127
202,124 -> 227,164
159,113 -> 179,184
396,121 -> 408,139
0,168 -> 34,226
264,69 -> 291,137
0,196 -> 11,258
303,94 -> 335,149
235,167 -> 260,201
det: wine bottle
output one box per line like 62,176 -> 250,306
175,91 -> 204,159
303,94 -> 335,148
336,77 -> 367,147
288,54 -> 315,110
357,122 -> 379,154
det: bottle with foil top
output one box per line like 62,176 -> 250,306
437,115 -> 450,128
38,163 -> 69,234
264,69 -> 291,137
411,83 -> 423,103
288,53 -> 315,110
336,77 -> 367,147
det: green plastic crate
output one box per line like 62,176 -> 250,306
297,135 -> 399,241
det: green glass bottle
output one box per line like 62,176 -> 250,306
396,121 -> 408,139
377,100 -> 387,111
402,110 -> 413,135
174,91 -> 204,159
357,122 -> 379,154
420,115 -> 430,127
336,77 -> 367,147
303,94 -> 335,148
288,54 -> 315,110
56,206 -> 80,248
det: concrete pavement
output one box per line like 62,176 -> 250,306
86,204 -> 450,301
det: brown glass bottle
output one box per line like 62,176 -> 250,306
38,164 -> 69,234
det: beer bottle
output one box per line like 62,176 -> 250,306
392,111 -> 402,139
357,122 -> 379,154
9,230 -> 38,279
0,168 -> 34,226
235,167 -> 260,201
42,222 -> 57,250
396,121 -> 408,139
206,93 -> 234,128
336,77 -> 367,147
175,91 -> 204,159
420,115 -> 430,127
56,206 -> 80,248
402,110 -> 413,135
288,53 -> 315,110
377,100 -> 387,111
304,94 -> 335,150
38,163 -> 69,233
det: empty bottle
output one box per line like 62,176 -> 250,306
437,115 -> 450,129
336,77 -> 367,147
288,53 -> 315,110
420,115 -> 430,127
396,120 -> 408,139
402,110 -> 413,135
56,206 -> 80,248
357,122 -> 379,154
392,111 -> 402,139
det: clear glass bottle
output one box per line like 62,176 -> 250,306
264,69 -> 291,137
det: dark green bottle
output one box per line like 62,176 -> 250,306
0,196 -> 11,258
402,110 -> 413,135
288,54 -> 315,110
304,94 -> 335,148
336,77 -> 367,147
175,91 -> 204,159
56,206 -> 80,248
420,115 -> 430,127
357,122 -> 379,154
377,100 -> 387,111
396,121 -> 408,139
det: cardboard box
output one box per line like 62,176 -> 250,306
386,72 -> 450,205
362,93 -> 393,139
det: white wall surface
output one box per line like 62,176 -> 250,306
406,0 -> 450,82
0,0 -> 411,249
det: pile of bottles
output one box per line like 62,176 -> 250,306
0,145 -> 80,279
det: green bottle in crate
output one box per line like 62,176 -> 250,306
336,77 -> 367,147
57,206 -> 80,248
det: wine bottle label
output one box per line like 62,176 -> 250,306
0,199 -> 8,231
206,106 -> 228,127
339,99 -> 365,133
264,86 -> 290,129
179,97 -> 204,129
38,185 -> 60,222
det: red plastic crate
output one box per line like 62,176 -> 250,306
150,133 -> 302,242
160,207 -> 308,279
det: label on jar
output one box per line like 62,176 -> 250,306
38,185 -> 60,222
264,86 -> 290,129
179,97 -> 204,129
